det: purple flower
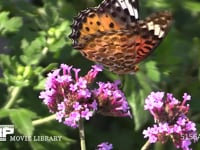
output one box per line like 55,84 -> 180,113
93,80 -> 131,117
97,142 -> 113,150
56,111 -> 65,122
143,126 -> 158,143
183,93 -> 191,101
144,91 -> 164,110
84,64 -> 103,84
143,92 -> 197,150
90,100 -> 98,111
39,64 -> 103,128
39,64 -> 131,128
81,108 -> 93,120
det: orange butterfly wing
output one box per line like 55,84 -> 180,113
69,0 -> 172,74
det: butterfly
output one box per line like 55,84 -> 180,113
69,0 -> 172,74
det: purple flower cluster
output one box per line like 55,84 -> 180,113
39,64 -> 131,128
94,81 -> 131,117
143,92 -> 197,150
97,142 -> 113,150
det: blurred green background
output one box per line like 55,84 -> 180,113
0,0 -> 200,149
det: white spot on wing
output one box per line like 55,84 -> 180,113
133,8 -> 139,19
117,0 -> 139,20
147,21 -> 154,30
115,2 -> 120,7
141,25 -> 147,28
125,0 -> 135,16
154,24 -> 160,36
159,30 -> 165,38
118,0 -> 127,10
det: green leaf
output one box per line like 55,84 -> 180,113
145,61 -> 160,82
184,1 -> 200,14
135,71 -> 152,92
0,54 -> 11,67
9,108 -> 37,136
0,109 -> 10,118
33,63 -> 58,90
128,89 -> 150,131
42,63 -> 58,72
123,75 -> 150,130
47,21 -> 71,51
146,0 -> 171,9
5,17 -> 22,32
0,11 -> 22,35
0,61 -> 33,87
20,35 -> 46,65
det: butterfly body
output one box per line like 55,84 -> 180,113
69,0 -> 172,74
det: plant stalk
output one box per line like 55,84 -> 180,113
79,119 -> 86,150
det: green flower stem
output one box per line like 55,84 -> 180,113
3,86 -> 22,109
79,119 -> 86,150
141,140 -> 151,150
32,114 -> 56,126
